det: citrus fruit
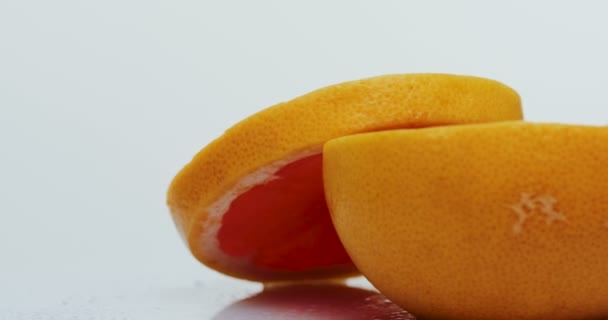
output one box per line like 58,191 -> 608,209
323,121 -> 608,320
167,74 -> 522,281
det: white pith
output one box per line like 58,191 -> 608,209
197,147 -> 323,273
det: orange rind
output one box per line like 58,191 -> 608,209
324,122 -> 608,320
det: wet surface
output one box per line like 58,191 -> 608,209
213,283 -> 415,320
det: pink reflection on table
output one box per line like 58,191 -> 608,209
213,283 -> 416,320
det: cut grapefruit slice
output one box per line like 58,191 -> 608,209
167,74 -> 522,281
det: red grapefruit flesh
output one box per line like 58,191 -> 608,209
218,153 -> 352,272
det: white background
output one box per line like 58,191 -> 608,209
1,1 -> 607,319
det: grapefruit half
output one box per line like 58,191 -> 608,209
167,74 -> 522,281
323,121 -> 608,319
